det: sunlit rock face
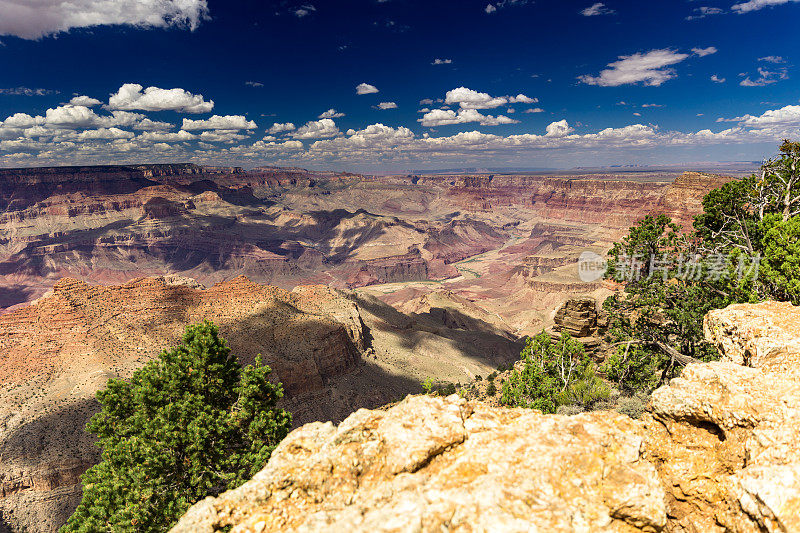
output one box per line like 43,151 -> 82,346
173,395 -> 667,533
172,301 -> 800,533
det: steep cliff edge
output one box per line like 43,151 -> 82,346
0,276 -> 521,532
648,172 -> 736,229
172,301 -> 800,532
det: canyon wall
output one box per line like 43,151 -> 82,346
0,165 -> 731,318
0,275 -> 521,532
0,275 -> 365,532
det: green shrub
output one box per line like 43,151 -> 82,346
556,405 -> 584,416
62,321 -> 292,533
501,331 -> 609,414
439,382 -> 457,396
616,393 -> 650,419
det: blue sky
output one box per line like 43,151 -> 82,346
0,0 -> 799,171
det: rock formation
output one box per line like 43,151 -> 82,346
173,396 -> 665,533
553,297 -> 605,337
549,297 -> 608,355
171,300 -> 800,532
0,276 -> 521,532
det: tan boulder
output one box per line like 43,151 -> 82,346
704,301 -> 800,375
172,395 -> 666,533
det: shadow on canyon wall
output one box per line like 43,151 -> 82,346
0,286 -> 34,309
0,290 -> 521,531
351,293 -> 524,370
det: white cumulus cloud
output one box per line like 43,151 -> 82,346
545,120 -> 575,137
69,95 -> 102,106
181,115 -> 257,131
732,0 -> 800,13
418,108 -> 519,127
139,130 -> 197,142
133,118 -> 174,131
375,102 -> 398,110
579,49 -> 691,87
75,127 -> 135,140
291,118 -> 340,139
718,105 -> 800,134
268,122 -> 296,134
319,109 -> 345,119
0,0 -> 209,40
443,88 -> 538,110
356,83 -> 379,95
108,83 -> 214,113
44,105 -> 146,129
445,87 -> 509,109
198,130 -> 250,143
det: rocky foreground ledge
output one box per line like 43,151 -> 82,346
172,302 -> 800,533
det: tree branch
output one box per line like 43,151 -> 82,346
608,339 -> 703,366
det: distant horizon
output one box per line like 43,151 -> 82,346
0,159 -> 762,177
1,1 -> 799,170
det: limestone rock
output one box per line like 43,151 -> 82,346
551,297 -> 607,356
172,395 -> 665,533
704,301 -> 800,375
554,297 -> 598,336
647,300 -> 800,532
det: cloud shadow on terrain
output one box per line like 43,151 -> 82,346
0,285 -> 35,309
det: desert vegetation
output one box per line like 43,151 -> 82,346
500,332 -> 609,413
61,322 -> 292,533
464,140 -> 800,414
602,140 -> 800,394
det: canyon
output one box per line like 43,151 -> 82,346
0,275 -> 522,531
0,164 -> 737,531
0,164 -> 733,336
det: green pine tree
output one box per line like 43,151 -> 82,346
61,321 -> 292,533
501,332 -> 609,413
602,140 -> 800,393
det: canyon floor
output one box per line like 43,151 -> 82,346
0,164 -> 737,531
